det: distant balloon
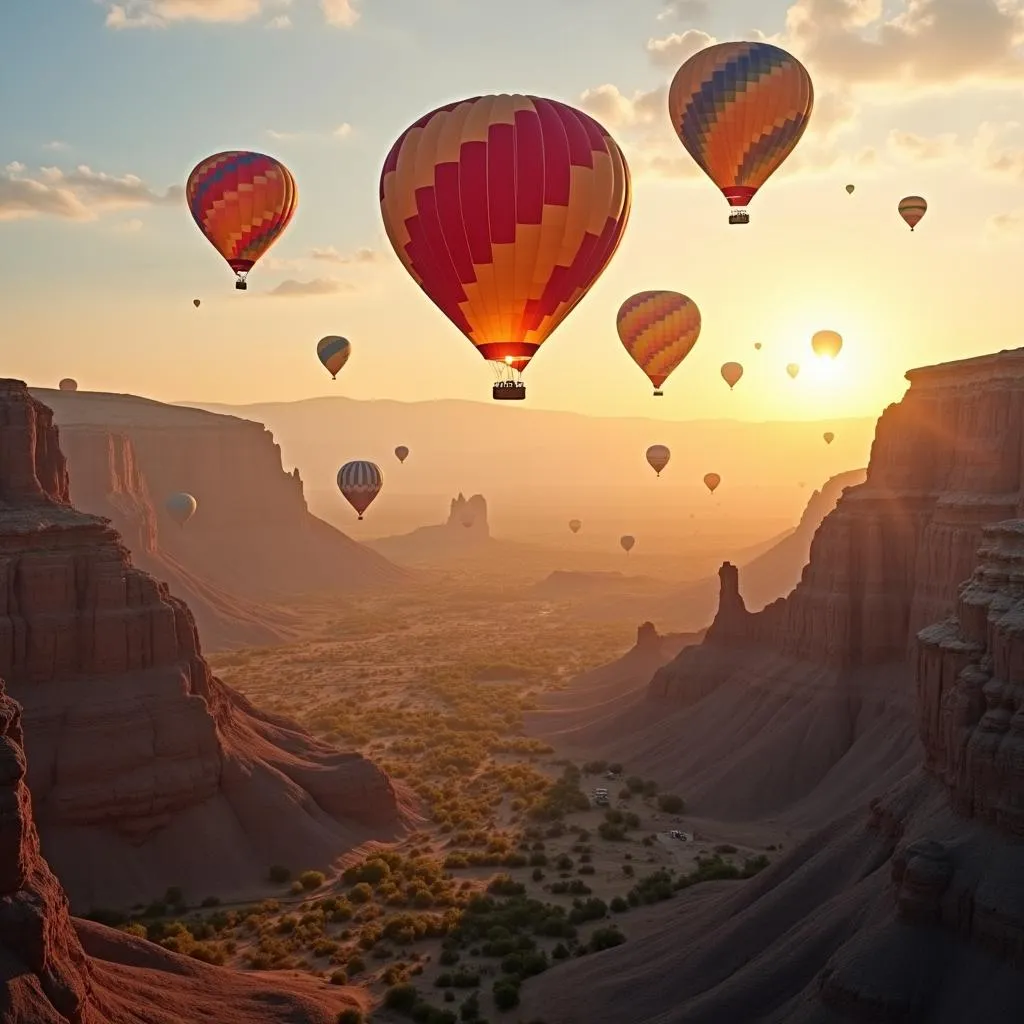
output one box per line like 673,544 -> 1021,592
811,330 -> 842,359
721,362 -> 744,389
165,492 -> 197,526
317,336 -> 351,380
845,184 -> 855,194
58,378 -> 78,392
620,535 -> 636,554
646,444 -> 671,477
754,342 -> 762,351
703,472 -> 721,494
786,363 -> 800,380
337,461 -> 383,521
186,151 -> 297,290
569,519 -> 582,534
668,41 -> 814,225
823,431 -> 835,445
898,195 -> 927,231
193,298 -> 201,308
461,517 -> 473,528
799,481 -> 806,488
617,291 -> 701,396
394,446 -> 409,464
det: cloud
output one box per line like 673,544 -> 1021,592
266,278 -> 357,297
113,217 -> 145,233
102,0 -> 263,28
887,128 -> 959,161
783,0 -> 1024,90
266,13 -> 290,27
266,123 -> 353,142
0,162 -> 181,222
310,245 -> 378,263
987,210 -> 1024,234
578,84 -> 665,130
333,122 -> 353,139
42,141 -> 69,152
657,0 -> 709,20
321,0 -> 360,27
645,28 -> 715,66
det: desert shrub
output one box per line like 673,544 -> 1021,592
578,865 -> 595,875
337,1011 -> 363,1024
598,821 -> 626,841
657,794 -> 685,814
531,867 -> 544,882
551,942 -> 570,959
348,883 -> 374,904
268,865 -> 291,884
459,991 -> 481,1021
714,844 -> 738,855
626,776 -> 645,793
439,948 -> 460,966
330,969 -> 348,985
384,983 -> 419,1012
487,875 -> 525,897
610,896 -> 628,913
587,925 -> 626,952
298,870 -> 326,891
493,977 -> 521,1010
742,855 -> 770,877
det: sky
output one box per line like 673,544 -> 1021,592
3,0 -> 1024,422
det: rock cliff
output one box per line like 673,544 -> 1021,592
33,389 -> 408,615
447,492 -> 489,535
1,380 -> 404,911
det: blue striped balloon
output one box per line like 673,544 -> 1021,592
317,336 -> 351,379
337,460 -> 383,519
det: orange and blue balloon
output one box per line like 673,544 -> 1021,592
617,290 -> 701,396
898,196 -> 927,231
186,151 -> 298,290
317,336 -> 351,380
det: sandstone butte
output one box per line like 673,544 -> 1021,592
30,387 -> 409,651
517,348 -> 1024,1022
0,379 -> 408,913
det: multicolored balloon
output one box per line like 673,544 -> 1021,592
617,290 -> 701,396
823,431 -> 834,445
668,41 -> 814,224
317,336 -> 351,380
394,446 -> 409,464
811,330 -> 842,359
379,95 -> 631,393
786,363 -> 800,379
721,362 -> 744,389
337,461 -> 383,521
646,444 -> 671,477
703,472 -> 721,494
569,519 -> 582,534
165,492 -> 197,526
186,151 -> 298,290
58,378 -> 78,392
620,534 -> 636,554
898,195 -> 927,231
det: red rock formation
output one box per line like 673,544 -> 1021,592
447,492 -> 489,535
0,380 -> 404,912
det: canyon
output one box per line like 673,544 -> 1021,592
519,348 -> 1024,1022
0,380 -> 406,913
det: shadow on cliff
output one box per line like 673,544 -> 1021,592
2,381 -> 415,912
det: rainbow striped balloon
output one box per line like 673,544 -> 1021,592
337,461 -> 383,520
668,41 -> 813,219
317,336 -> 351,380
898,196 -> 927,231
186,151 -> 297,289
616,290 -> 701,395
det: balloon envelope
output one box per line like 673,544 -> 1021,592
317,336 -> 351,379
617,290 -> 701,394
898,195 -> 927,231
703,472 -> 721,494
620,535 -> 635,553
668,42 -> 814,216
754,342 -> 762,350
786,363 -> 800,379
811,330 -> 842,359
337,461 -> 383,520
823,431 -> 835,445
646,444 -> 671,477
165,492 -> 197,526
394,446 -> 409,464
846,184 -> 855,194
58,378 -> 78,392
193,298 -> 201,308
186,151 -> 297,286
379,95 -> 631,378
569,519 -> 582,534
721,361 -> 744,389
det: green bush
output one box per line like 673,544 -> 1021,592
493,977 -> 521,1010
657,794 -> 685,813
384,983 -> 419,1012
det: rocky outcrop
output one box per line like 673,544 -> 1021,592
34,389 -> 408,610
0,380 -> 404,911
447,492 -> 489,534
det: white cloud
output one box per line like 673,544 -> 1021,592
334,122 -> 353,139
113,217 -> 145,233
657,0 -> 709,20
266,123 -> 354,142
42,141 -> 69,152
266,13 -> 291,27
0,163 -> 180,222
321,0 -> 360,27
102,0 -> 262,28
578,84 -> 665,130
267,278 -> 358,297
887,128 -> 959,161
310,245 -> 378,263
645,28 -> 715,66
987,210 -> 1024,235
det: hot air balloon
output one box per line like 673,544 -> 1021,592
823,431 -> 834,445
186,151 -> 297,290
786,363 -> 800,380
646,444 -> 671,477
58,378 -> 78,392
569,519 -> 582,534
703,472 -> 721,494
165,492 -> 197,526
617,291 -> 701,396
811,330 -> 842,359
337,461 -> 383,521
461,516 -> 473,528
668,41 -> 814,225
317,336 -> 351,380
898,196 -> 927,231
394,446 -> 409,464
754,342 -> 762,351
620,535 -> 635,554
193,298 -> 201,308
721,362 -> 744,389
846,184 -> 855,195
380,95 -> 631,402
